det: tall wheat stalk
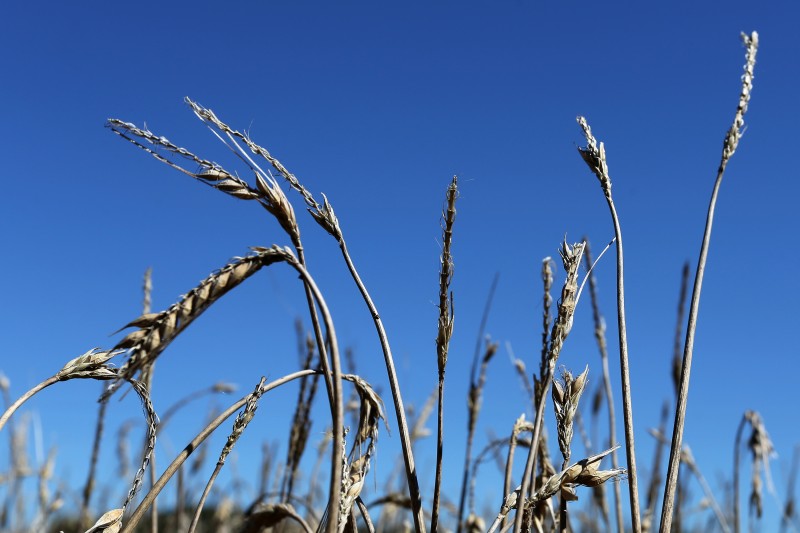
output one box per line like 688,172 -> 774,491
660,31 -> 759,533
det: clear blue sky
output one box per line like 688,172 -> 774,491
1,1 -> 798,530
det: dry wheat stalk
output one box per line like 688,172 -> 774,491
577,114 -> 642,533
661,32 -> 759,533
432,175 -> 457,533
501,415 -> 534,531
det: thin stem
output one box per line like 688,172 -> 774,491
337,238 -> 426,533
458,274 -> 499,533
0,376 -> 59,433
431,376 -> 445,533
356,496 -> 376,533
605,194 -> 642,533
577,115 -> 641,531
81,387 -> 109,528
584,241 -> 624,533
733,413 -> 747,533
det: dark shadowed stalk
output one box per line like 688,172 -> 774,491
670,263 -> 690,398
457,338 -> 498,532
188,377 -> 268,533
642,403 -> 669,533
431,175 -> 457,533
577,116 -> 641,532
660,32 -> 759,533
514,240 -> 584,532
780,445 -> 799,533
282,321 -> 321,502
179,98 -> 429,532
682,446 -> 731,533
81,387 -> 108,529
456,273 -> 498,533
583,241 -> 624,533
0,373 -> 18,530
356,496 -> 376,533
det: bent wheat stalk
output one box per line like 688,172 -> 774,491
576,116 -> 642,532
187,98 -> 428,532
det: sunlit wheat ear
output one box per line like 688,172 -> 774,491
334,375 -> 386,533
106,119 -> 301,245
105,247 -> 291,395
83,508 -> 123,533
342,374 -> 386,451
722,32 -> 759,163
533,447 -> 625,507
552,366 -> 589,468
184,97 -> 342,239
549,239 -> 585,365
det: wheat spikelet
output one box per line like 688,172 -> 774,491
107,247 -> 291,393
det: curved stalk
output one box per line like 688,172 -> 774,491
0,376 -> 59,433
121,369 -> 317,533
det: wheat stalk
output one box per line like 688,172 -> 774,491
576,115 -> 642,532
514,239 -> 584,532
432,175 -> 457,533
660,32 -> 759,533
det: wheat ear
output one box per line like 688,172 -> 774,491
188,377 -> 268,533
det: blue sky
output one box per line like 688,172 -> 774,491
1,1 -> 798,530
